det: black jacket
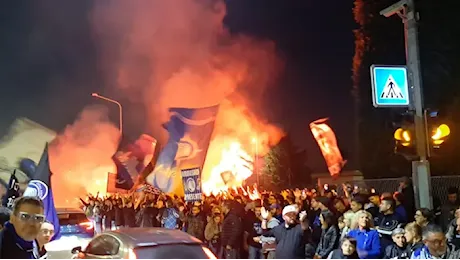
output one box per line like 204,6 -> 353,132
316,225 -> 340,258
327,249 -> 359,259
221,210 -> 243,249
406,241 -> 424,257
0,222 -> 39,259
138,207 -> 158,228
384,244 -> 406,259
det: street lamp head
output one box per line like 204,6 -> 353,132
91,93 -> 99,97
251,137 -> 257,144
380,0 -> 407,18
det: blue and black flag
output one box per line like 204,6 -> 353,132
146,105 -> 219,195
2,169 -> 20,208
113,135 -> 156,190
23,143 -> 60,240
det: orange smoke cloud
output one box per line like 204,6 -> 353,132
92,0 -> 284,192
49,106 -> 120,207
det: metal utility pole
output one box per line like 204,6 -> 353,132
380,0 -> 432,209
92,93 -> 123,137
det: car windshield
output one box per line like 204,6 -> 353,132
134,244 -> 215,259
58,213 -> 88,225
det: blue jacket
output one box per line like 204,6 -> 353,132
348,228 -> 381,259
411,244 -> 460,259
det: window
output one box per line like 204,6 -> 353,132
134,244 -> 213,259
58,213 -> 88,225
85,235 -> 120,256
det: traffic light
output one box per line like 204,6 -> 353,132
426,110 -> 450,151
392,110 -> 451,159
393,127 -> 417,160
394,128 -> 412,147
430,124 -> 450,148
392,111 -> 417,159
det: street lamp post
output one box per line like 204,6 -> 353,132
92,93 -> 123,136
252,137 -> 259,187
380,0 -> 432,209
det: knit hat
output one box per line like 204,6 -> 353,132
282,205 -> 298,216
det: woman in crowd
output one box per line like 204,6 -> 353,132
414,208 -> 433,228
347,210 -> 381,259
315,210 -> 340,259
402,222 -> 423,258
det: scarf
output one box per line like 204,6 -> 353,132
5,222 -> 34,250
4,221 -> 39,258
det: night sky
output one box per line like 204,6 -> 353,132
0,0 -> 355,173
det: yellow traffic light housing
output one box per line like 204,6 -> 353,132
431,124 -> 450,147
394,128 -> 412,147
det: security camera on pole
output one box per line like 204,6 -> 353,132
372,0 -> 432,209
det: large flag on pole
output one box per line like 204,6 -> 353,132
310,118 -> 346,178
146,105 -> 219,195
23,143 -> 60,240
2,169 -> 20,208
113,134 -> 157,190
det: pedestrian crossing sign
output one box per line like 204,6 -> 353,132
370,65 -> 410,107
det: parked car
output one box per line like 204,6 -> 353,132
57,208 -> 94,239
71,228 -> 216,259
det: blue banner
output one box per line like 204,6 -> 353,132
23,143 -> 61,240
181,168 -> 201,202
114,134 -> 156,190
146,105 -> 219,194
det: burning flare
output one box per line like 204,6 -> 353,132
202,141 -> 253,195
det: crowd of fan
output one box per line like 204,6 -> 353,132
80,178 -> 460,259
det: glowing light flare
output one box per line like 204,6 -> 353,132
432,124 -> 450,140
202,140 -> 254,196
402,130 -> 411,142
309,118 -> 346,177
394,128 -> 412,147
246,186 -> 260,200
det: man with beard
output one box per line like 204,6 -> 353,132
375,197 -> 405,250
254,204 -> 310,259
411,224 -> 460,259
0,196 -> 45,259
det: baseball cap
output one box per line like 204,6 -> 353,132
282,205 -> 298,216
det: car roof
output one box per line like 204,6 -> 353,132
103,228 -> 202,247
56,208 -> 85,214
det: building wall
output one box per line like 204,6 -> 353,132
0,118 -> 56,193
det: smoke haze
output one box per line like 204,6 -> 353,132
92,0 -> 284,145
49,106 -> 120,206
90,0 -> 286,190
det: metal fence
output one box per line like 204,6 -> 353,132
354,176 -> 460,204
